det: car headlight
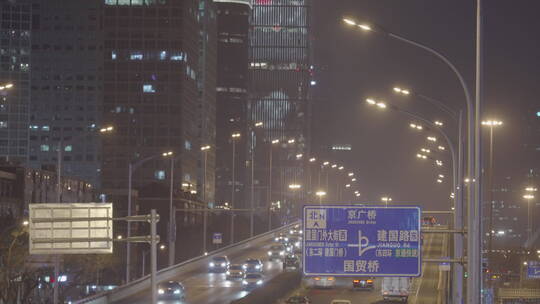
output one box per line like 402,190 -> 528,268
274,237 -> 279,241
284,237 -> 289,241
221,263 -> 226,267
173,289 -> 181,294
257,280 -> 263,285
158,289 -> 165,294
242,265 -> 247,269
242,280 -> 248,285
290,230 -> 294,234
255,265 -> 261,269
279,251 -> 285,256
267,251 -> 272,256
299,230 -> 303,234
209,262 -> 215,267
226,271 -> 230,275
295,242 -> 300,247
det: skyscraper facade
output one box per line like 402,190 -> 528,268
28,0 -> 104,186
214,0 -> 250,208
0,1 -> 32,165
101,0 -> 203,195
197,0 -> 217,203
249,0 -> 312,212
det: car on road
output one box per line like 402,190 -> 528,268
289,228 -> 303,236
284,295 -> 311,304
283,254 -> 300,270
208,256 -> 230,272
268,244 -> 286,261
242,273 -> 264,290
309,276 -> 336,289
352,277 -> 374,290
275,233 -> 289,244
330,300 -> 351,304
381,277 -> 410,302
243,258 -> 263,273
157,281 -> 185,300
226,264 -> 244,280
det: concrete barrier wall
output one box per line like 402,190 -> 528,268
75,222 -> 299,304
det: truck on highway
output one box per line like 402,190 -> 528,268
381,277 -> 410,302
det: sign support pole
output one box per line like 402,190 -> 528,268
150,209 -> 158,304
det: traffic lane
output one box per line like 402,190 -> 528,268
413,232 -> 444,304
114,241 -> 287,304
301,277 -> 384,304
183,258 -> 285,304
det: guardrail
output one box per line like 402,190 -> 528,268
75,221 -> 300,304
497,288 -> 540,299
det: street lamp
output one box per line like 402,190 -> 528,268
200,145 -> 211,253
230,132 -> 241,244
0,83 -> 14,91
249,122 -> 264,238
57,125 -> 114,203
288,184 -> 302,190
524,191 -> 536,243
381,196 -> 392,206
126,148 -> 172,283
348,172 -> 354,177
409,123 -> 423,130
268,139 -> 280,231
346,17 -> 476,301
161,150 -> 177,267
427,136 -> 437,142
482,119 -> 503,266
315,190 -> 326,205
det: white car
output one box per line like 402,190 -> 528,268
242,273 -> 264,290
331,300 -> 351,304
309,276 -> 336,289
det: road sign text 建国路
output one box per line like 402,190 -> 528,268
303,205 -> 421,277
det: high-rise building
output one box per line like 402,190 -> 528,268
0,1 -> 32,164
101,0 -> 202,196
28,0 -> 104,186
197,0 -> 217,203
249,0 -> 312,213
214,0 -> 250,208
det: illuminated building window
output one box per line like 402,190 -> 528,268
160,51 -> 167,60
130,52 -> 143,60
111,51 -> 117,60
40,144 -> 49,152
184,140 -> 192,150
64,145 -> 72,152
154,170 -> 166,180
143,84 -> 155,93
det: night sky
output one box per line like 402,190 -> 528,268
312,1 -> 540,214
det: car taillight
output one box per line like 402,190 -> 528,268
327,277 -> 334,281
353,280 -> 359,283
367,280 -> 373,283
314,277 -> 320,281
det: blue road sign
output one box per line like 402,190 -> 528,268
527,261 -> 540,279
303,205 -> 421,277
212,232 -> 223,244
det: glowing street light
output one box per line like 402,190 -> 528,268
525,187 -> 538,192
351,178 -> 357,182
296,153 -> 303,159
366,98 -> 386,109
436,179 -> 443,183
381,196 -> 392,206
393,87 -> 410,95
434,120 -> 444,126
409,123 -> 423,130
309,157 -> 316,162
323,161 -> 330,166
348,172 -> 354,177
271,139 -> 280,144
438,174 -> 445,179
287,139 -> 295,144
162,151 -> 173,157
331,164 -> 337,168
416,153 -> 427,159
420,148 -> 431,154
481,120 -> 503,126
0,83 -> 14,91
345,184 -> 351,188
438,145 -> 446,151
427,136 -> 437,142
288,184 -> 302,190
100,126 -> 114,133
435,160 -> 443,167
338,166 -> 344,170
254,121 -> 263,127
201,145 -> 211,151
